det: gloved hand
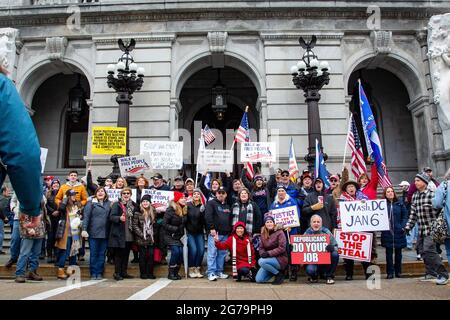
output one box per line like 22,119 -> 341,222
81,231 -> 89,238
260,252 -> 269,258
311,202 -> 324,211
326,244 -> 335,252
403,227 -> 410,236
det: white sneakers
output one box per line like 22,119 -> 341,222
208,274 -> 218,281
208,272 -> 228,281
435,276 -> 449,285
217,272 -> 229,279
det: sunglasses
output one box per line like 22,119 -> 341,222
330,179 -> 338,182
281,174 -> 289,177
122,192 -> 131,195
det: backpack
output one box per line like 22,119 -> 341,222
430,181 -> 449,244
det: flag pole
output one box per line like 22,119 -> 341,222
342,113 -> 353,169
230,105 -> 249,151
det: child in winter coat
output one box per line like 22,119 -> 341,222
215,221 -> 256,281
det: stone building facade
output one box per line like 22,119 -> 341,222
0,0 -> 449,183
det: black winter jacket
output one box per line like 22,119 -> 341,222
205,198 -> 232,236
186,202 -> 206,235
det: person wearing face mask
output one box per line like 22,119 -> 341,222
214,221 -> 256,282
338,181 -> 376,280
163,191 -> 188,280
302,177 -> 337,233
109,187 -> 136,281
381,187 -> 408,279
304,215 -> 339,284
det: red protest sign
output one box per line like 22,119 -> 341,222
290,234 -> 331,265
334,229 -> 372,262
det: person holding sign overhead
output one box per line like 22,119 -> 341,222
338,180 -> 373,280
270,185 -> 301,281
381,187 -> 408,279
358,163 -> 379,200
303,215 -> 339,284
255,215 -> 287,285
302,177 -> 337,233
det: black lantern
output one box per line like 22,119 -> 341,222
67,73 -> 86,123
211,68 -> 227,121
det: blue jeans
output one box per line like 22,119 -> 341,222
15,238 -> 43,276
305,251 -> 340,278
169,245 -> 183,266
406,224 -> 419,249
207,234 -> 228,276
89,238 -> 108,277
57,237 -> 77,268
188,233 -> 205,267
10,220 -> 21,261
255,257 -> 281,283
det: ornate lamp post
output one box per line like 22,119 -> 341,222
98,39 -> 145,185
290,36 -> 330,173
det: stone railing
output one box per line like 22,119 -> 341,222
31,0 -> 98,4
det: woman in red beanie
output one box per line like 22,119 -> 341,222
163,191 -> 187,280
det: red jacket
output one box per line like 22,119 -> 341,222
215,221 -> 256,269
361,163 -> 379,200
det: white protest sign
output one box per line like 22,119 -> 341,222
40,148 -> 48,174
118,154 -> 152,177
141,189 -> 174,209
340,199 -> 389,232
140,141 -> 183,170
271,205 -> 300,228
334,230 -> 372,262
198,149 -> 233,173
240,142 -> 277,163
106,189 -> 137,203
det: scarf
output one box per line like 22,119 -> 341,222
232,202 -> 254,235
232,235 -> 252,277
119,200 -> 135,232
143,215 -> 154,242
68,206 -> 81,257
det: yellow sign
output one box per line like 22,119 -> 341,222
91,127 -> 127,155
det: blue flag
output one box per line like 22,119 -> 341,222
314,139 -> 331,189
359,80 -> 392,188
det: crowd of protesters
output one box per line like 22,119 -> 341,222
0,163 -> 448,286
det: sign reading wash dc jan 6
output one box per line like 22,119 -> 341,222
340,199 -> 390,232
140,141 -> 183,170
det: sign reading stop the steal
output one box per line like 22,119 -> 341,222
290,234 -> 331,264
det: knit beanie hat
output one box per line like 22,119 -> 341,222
141,194 -> 152,203
173,191 -> 184,203
264,214 -> 275,223
415,173 -> 430,185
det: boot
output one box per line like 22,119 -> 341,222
168,266 -> 179,280
57,268 -> 68,280
272,271 -> 285,285
289,268 -> 298,282
188,267 -> 197,278
174,265 -> 182,280
195,267 -> 204,278
27,271 -> 43,281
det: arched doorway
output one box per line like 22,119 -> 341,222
347,67 -> 417,183
30,70 -> 90,174
179,66 -> 259,178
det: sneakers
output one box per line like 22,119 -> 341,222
435,276 -> 449,285
208,273 -> 218,281
195,267 -> 204,278
217,272 -> 229,279
326,277 -> 335,285
308,277 -> 318,284
188,267 -> 197,278
418,274 -> 437,282
416,254 -> 422,261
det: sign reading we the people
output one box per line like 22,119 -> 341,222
140,141 -> 183,170
91,127 -> 127,155
198,149 -> 233,173
271,205 -> 300,228
290,234 -> 331,264
340,199 -> 390,232
118,154 -> 152,177
334,230 -> 372,262
141,189 -> 174,209
240,142 -> 277,163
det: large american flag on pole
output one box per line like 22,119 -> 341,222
235,110 -> 254,179
288,138 -> 299,182
203,124 -> 216,145
359,79 -> 392,188
348,114 -> 367,180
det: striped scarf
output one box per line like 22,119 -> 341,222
232,202 -> 254,235
232,235 -> 252,277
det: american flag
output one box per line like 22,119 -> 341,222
348,115 -> 367,179
203,124 -> 216,145
235,111 -> 254,179
288,138 -> 299,181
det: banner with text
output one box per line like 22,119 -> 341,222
198,149 -> 233,173
340,199 -> 389,232
118,154 -> 152,177
91,127 -> 127,155
271,205 -> 300,228
334,230 -> 372,262
106,189 -> 137,203
141,189 -> 174,209
140,141 -> 183,170
290,234 -> 331,264
240,142 -> 277,163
